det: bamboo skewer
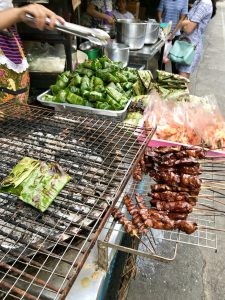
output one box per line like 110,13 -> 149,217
199,197 -> 225,207
145,232 -> 156,253
202,185 -> 225,191
202,178 -> 225,182
134,234 -> 155,254
200,159 -> 225,164
198,226 -> 225,233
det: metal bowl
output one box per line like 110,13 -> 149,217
104,42 -> 129,67
116,19 -> 147,50
144,19 -> 160,44
79,42 -> 100,59
79,41 -> 93,51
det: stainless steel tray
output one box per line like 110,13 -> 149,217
37,90 -> 131,121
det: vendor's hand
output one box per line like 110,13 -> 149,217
168,32 -> 175,41
105,15 -> 115,25
19,4 -> 64,30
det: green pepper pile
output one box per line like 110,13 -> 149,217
0,157 -> 71,212
44,56 -> 147,111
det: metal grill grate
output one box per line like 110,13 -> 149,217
0,102 -> 155,300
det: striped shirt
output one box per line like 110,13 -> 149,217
177,0 -> 212,73
158,0 -> 188,34
0,27 -> 24,65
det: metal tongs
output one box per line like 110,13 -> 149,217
26,14 -> 110,46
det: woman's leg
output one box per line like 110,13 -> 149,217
179,72 -> 190,79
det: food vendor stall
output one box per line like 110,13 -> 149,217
0,2 -> 225,300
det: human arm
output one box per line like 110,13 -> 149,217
179,1 -> 212,34
157,10 -> 163,23
170,0 -> 188,38
87,3 -> 115,25
157,0 -> 164,23
170,14 -> 186,38
0,4 -> 64,31
181,19 -> 198,33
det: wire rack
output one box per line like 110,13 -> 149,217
0,102 -> 155,300
98,160 -> 221,267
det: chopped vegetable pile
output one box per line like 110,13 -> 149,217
0,157 -> 71,212
44,56 -> 147,111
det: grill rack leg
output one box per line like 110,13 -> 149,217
97,239 -> 178,271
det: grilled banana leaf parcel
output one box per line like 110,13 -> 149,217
0,157 -> 71,212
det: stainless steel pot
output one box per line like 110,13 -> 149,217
145,19 -> 160,44
104,42 -> 129,67
116,19 -> 147,50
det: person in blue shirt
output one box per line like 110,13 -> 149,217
176,0 -> 216,79
157,0 -> 188,73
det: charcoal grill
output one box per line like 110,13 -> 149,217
0,102 -> 155,300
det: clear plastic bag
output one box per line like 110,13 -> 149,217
26,42 -> 66,73
144,94 -> 201,145
163,41 -> 173,64
187,95 -> 225,149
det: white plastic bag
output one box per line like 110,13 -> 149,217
163,41 -> 173,64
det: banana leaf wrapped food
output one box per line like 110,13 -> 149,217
0,157 -> 71,212
45,57 -> 151,111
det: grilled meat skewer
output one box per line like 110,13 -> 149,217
151,200 -> 193,213
151,184 -> 200,195
123,195 -> 152,232
133,163 -> 142,181
168,212 -> 188,220
112,208 -> 138,236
